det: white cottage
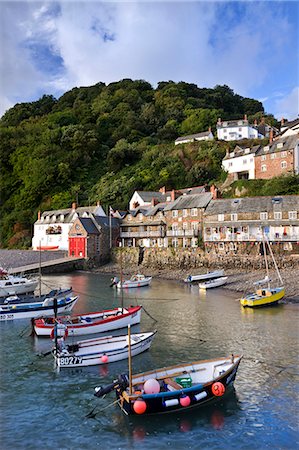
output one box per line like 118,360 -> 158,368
217,115 -> 263,141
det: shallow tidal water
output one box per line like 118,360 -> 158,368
1,271 -> 298,449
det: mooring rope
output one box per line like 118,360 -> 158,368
85,399 -> 119,419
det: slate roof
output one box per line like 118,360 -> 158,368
223,144 -> 261,160
282,118 -> 299,129
39,206 -> 102,224
79,218 -> 99,234
164,193 -> 212,211
175,131 -> 212,142
217,119 -> 250,128
204,196 -> 299,216
256,135 -> 298,156
136,191 -> 165,202
94,216 -> 119,228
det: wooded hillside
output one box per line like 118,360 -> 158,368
0,79 -> 296,248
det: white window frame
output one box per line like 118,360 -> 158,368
183,222 -> 188,230
231,213 -> 238,221
172,210 -> 178,218
172,238 -> 178,248
218,214 -> 224,221
260,212 -> 268,220
261,164 -> 267,172
191,208 -> 198,217
261,155 -> 266,161
270,153 -> 276,159
288,211 -> 297,220
274,211 -> 282,220
281,161 -> 287,169
281,151 -> 287,158
182,209 -> 188,217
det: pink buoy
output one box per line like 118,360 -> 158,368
101,354 -> 109,363
143,378 -> 160,394
179,395 -> 191,407
133,399 -> 147,414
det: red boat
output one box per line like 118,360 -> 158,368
33,305 -> 142,337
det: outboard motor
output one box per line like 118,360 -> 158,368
109,277 -> 119,287
94,373 -> 129,398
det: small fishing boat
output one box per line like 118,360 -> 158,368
33,305 -> 142,337
0,267 -> 38,297
53,330 -> 157,368
240,234 -> 285,308
199,276 -> 228,290
184,270 -> 224,283
112,274 -> 152,289
0,291 -> 78,321
94,354 -> 242,415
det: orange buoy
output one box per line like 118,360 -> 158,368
211,382 -> 225,396
101,354 -> 109,363
133,399 -> 147,414
179,395 -> 191,407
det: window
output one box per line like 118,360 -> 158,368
281,161 -> 287,169
288,211 -> 297,219
218,214 -> 224,221
270,153 -> 276,159
191,208 -> 198,216
231,213 -> 238,221
274,212 -> 282,220
261,155 -> 266,161
260,212 -> 268,220
172,210 -> 178,218
172,238 -> 178,248
281,151 -> 287,158
261,165 -> 267,172
243,159 -> 247,165
183,222 -> 188,230
239,128 -> 242,131
183,209 -> 188,217
228,162 -> 233,167
277,143 -> 283,149
264,146 -> 269,152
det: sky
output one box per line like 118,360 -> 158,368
0,1 -> 298,120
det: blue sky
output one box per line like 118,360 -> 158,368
0,1 -> 298,120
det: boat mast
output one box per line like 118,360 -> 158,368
39,242 -> 42,298
262,230 -> 270,289
265,235 -> 284,285
128,324 -> 133,395
120,245 -> 124,312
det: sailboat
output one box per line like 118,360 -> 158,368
240,233 -> 285,308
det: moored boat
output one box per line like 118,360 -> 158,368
0,292 -> 78,321
33,305 -> 142,337
184,270 -> 224,283
94,354 -> 242,415
199,276 -> 228,290
0,267 -> 38,297
113,274 -> 152,289
53,330 -> 157,368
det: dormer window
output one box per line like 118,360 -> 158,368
46,216 -> 49,221
127,215 -> 132,221
172,210 -> 178,218
245,148 -> 250,154
264,146 -> 269,152
52,215 -> 56,222
230,152 -> 234,158
166,196 -> 171,201
41,217 -> 44,222
60,214 -> 64,221
277,143 -> 283,149
238,121 -> 243,126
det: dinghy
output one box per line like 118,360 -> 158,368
94,354 -> 242,415
0,267 -> 38,297
33,305 -> 142,337
199,276 -> 228,290
53,330 -> 157,368
184,270 -> 224,283
112,274 -> 152,289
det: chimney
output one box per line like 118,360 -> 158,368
38,210 -> 41,220
208,126 -> 211,133
217,117 -> 221,124
96,201 -> 100,207
226,147 -> 230,157
269,129 -> 274,144
281,117 -> 285,126
254,119 -> 257,126
72,202 -> 77,211
171,190 -> 176,201
244,114 -> 248,121
210,184 -> 218,200
159,186 -> 166,194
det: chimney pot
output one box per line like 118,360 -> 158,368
38,210 -> 41,220
244,114 -> 247,121
269,129 -> 274,144
159,186 -> 166,194
171,190 -> 176,201
281,117 -> 285,126
72,202 -> 77,210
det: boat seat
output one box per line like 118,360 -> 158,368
164,378 -> 183,391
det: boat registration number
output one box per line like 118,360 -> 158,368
59,356 -> 83,366
0,314 -> 14,320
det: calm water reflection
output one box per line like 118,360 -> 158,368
1,271 -> 298,449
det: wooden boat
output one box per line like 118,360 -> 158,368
33,305 -> 142,337
94,354 -> 242,415
53,330 -> 157,368
240,234 -> 285,308
0,291 -> 78,321
184,270 -> 224,283
199,276 -> 228,290
36,246 -> 59,251
0,267 -> 38,297
113,274 -> 152,289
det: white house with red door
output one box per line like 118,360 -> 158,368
32,202 -> 106,251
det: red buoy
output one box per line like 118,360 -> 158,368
179,395 -> 191,407
133,399 -> 147,414
211,382 -> 225,396
101,354 -> 109,363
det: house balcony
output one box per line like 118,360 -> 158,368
46,226 -> 62,235
204,233 -> 299,242
120,230 -> 165,238
167,229 -> 199,237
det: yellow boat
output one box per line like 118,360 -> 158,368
240,287 -> 285,308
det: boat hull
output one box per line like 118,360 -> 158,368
0,296 -> 78,320
240,287 -> 285,307
55,331 -> 156,368
0,278 -> 38,297
34,306 -> 142,336
117,278 -> 152,289
199,277 -> 228,289
184,270 -> 224,283
115,355 -> 242,415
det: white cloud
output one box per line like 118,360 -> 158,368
274,87 -> 299,121
0,1 -> 297,119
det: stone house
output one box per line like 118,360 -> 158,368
255,135 -> 299,179
32,202 -> 106,251
203,195 -> 299,255
69,216 -> 119,261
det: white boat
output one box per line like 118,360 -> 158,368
199,276 -> 228,290
0,267 -> 38,297
33,305 -> 142,337
0,292 -> 78,321
184,269 -> 224,283
114,274 -> 152,289
53,330 -> 157,368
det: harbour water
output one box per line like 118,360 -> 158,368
1,271 -> 298,449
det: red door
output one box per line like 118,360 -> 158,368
69,237 -> 86,257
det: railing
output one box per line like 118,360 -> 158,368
167,229 -> 198,237
204,234 -> 299,242
120,231 -> 164,238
